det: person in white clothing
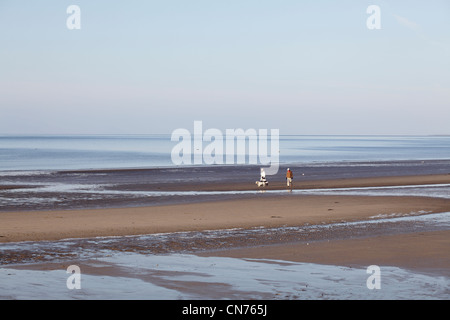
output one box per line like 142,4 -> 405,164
256,168 -> 268,187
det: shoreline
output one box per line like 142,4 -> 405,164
1,166 -> 449,212
1,171 -> 449,243
1,170 -> 449,299
1,159 -> 449,213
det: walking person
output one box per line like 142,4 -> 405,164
286,168 -> 293,188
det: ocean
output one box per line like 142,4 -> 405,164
1,134 -> 449,172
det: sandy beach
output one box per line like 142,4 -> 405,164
1,172 -> 449,263
0,192 -> 449,244
1,165 -> 449,299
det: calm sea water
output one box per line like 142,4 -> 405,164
0,135 -> 449,171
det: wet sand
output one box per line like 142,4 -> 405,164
199,230 -> 450,276
1,166 -> 449,292
1,191 -> 449,243
1,160 -> 449,211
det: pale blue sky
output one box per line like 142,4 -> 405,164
0,0 -> 449,134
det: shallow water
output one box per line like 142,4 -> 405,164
1,158 -> 448,211
1,182 -> 449,212
1,210 -> 449,299
1,252 -> 449,300
1,211 -> 449,264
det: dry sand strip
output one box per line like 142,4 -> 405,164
1,194 -> 449,243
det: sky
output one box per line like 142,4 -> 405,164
0,0 -> 449,135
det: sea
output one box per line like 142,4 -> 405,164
1,134 -> 449,172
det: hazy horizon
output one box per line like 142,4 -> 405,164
1,132 -> 450,137
1,1 -> 449,136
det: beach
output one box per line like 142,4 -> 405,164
1,190 -> 450,244
1,161 -> 449,299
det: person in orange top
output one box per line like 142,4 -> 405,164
286,168 -> 293,188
